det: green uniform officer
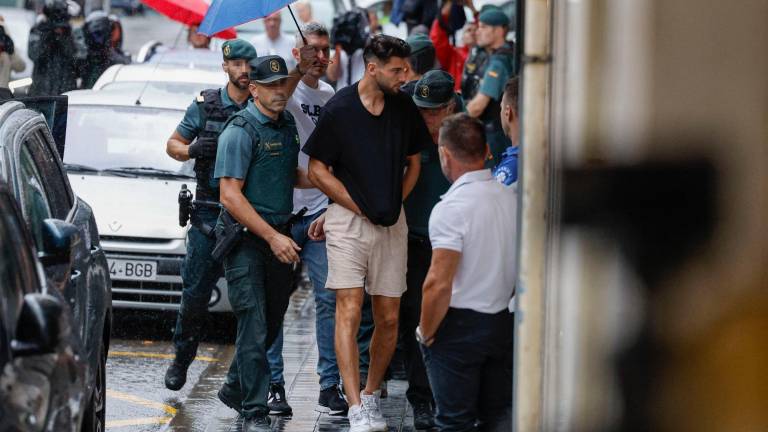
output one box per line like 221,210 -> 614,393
164,38 -> 257,393
464,7 -> 517,166
213,55 -> 303,432
401,69 -> 460,429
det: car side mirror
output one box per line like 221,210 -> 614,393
11,293 -> 64,357
38,219 -> 80,268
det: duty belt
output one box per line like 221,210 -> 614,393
191,200 -> 220,238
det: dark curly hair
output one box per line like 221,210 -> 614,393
363,34 -> 411,65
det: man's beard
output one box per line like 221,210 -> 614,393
377,79 -> 400,95
229,74 -> 249,90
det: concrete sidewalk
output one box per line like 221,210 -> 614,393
166,285 -> 426,432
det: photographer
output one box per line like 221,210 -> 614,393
327,8 -> 369,90
0,17 -> 26,91
28,0 -> 79,96
78,11 -> 130,89
401,0 -> 439,33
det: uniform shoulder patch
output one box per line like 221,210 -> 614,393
231,116 -> 248,127
196,93 -> 205,103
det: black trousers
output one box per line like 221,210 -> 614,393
399,234 -> 434,405
421,308 -> 514,431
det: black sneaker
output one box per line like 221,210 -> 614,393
268,383 -> 292,416
164,361 -> 189,391
316,384 -> 348,415
412,401 -> 436,430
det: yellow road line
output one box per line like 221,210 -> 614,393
107,390 -> 178,416
106,416 -> 172,428
109,351 -> 219,362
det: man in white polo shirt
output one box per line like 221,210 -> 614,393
417,113 -> 517,431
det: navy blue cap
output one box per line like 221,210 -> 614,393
249,55 -> 290,83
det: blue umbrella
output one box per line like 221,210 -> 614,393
198,0 -> 306,41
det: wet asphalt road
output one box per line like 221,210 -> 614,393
105,310 -> 236,431
105,284 -> 423,432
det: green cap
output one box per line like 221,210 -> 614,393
479,8 -> 510,27
406,33 -> 433,55
412,70 -> 455,108
222,39 -> 257,61
249,55 -> 290,83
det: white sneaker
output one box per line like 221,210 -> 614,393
360,390 -> 388,431
348,404 -> 374,432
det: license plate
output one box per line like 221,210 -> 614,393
108,259 -> 158,281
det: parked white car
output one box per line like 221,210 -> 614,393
92,63 -> 226,97
62,88 -> 231,313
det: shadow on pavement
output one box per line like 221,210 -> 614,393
112,309 -> 238,344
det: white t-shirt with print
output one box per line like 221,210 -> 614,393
287,79 -> 335,215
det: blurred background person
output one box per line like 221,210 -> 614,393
494,76 -> 519,186
464,7 -> 515,166
108,14 -> 131,63
78,11 -> 130,89
401,33 -> 435,94
28,0 -> 78,96
0,16 -> 25,92
295,1 -> 314,26
328,8 -> 369,90
400,0 -> 438,33
188,23 -> 211,49
251,11 -> 296,69
431,0 -> 478,91
366,7 -> 384,35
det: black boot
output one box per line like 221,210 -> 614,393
242,415 -> 271,432
164,359 -> 190,391
412,401 -> 436,430
217,383 -> 243,414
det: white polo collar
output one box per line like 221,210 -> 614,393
443,169 -> 493,198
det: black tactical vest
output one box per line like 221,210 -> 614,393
461,47 -> 489,100
194,89 -> 242,201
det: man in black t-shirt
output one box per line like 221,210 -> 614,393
304,34 -> 429,431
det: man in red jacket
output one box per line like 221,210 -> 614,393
429,0 -> 478,90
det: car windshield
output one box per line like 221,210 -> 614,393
63,105 -> 191,177
100,81 -> 215,96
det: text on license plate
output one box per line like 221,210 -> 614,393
108,259 -> 158,281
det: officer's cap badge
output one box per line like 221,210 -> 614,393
270,59 -> 280,72
223,45 -> 231,57
419,85 -> 429,98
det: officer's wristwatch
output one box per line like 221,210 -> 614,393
415,326 -> 434,347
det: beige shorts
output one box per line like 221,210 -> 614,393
324,203 -> 408,297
